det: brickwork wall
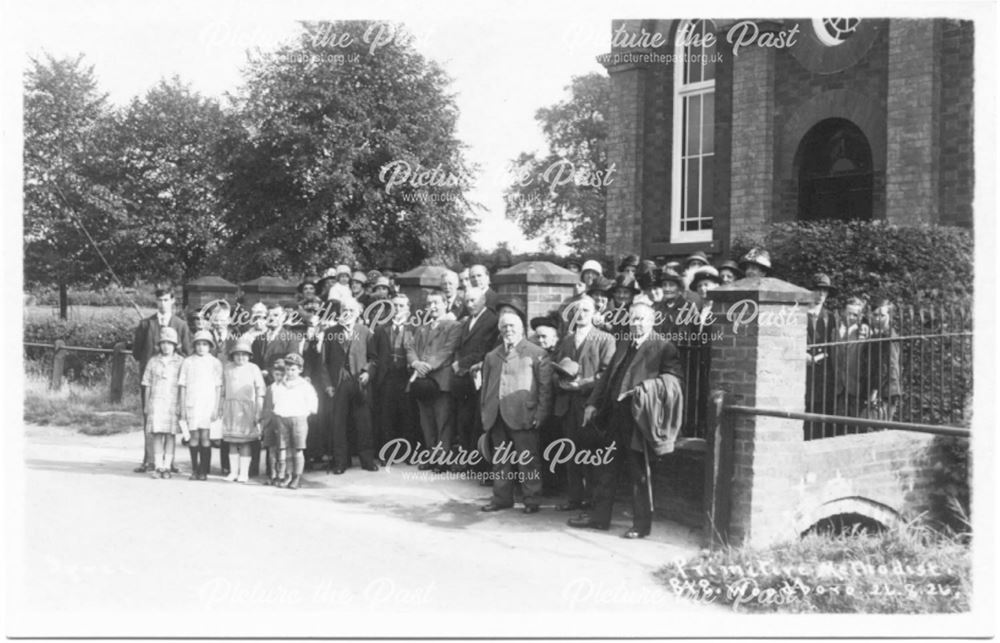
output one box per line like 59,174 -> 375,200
729,46 -> 775,241
605,67 -> 645,258
938,20 -> 975,228
886,19 -> 940,224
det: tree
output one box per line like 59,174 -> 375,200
504,73 -> 611,256
218,21 -> 476,279
23,54 -> 128,318
107,77 -> 229,283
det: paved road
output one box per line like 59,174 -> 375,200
11,424 -> 713,636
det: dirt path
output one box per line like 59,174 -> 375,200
11,424 -> 715,636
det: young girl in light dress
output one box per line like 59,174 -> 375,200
141,326 -> 184,478
178,330 -> 223,480
221,341 -> 266,483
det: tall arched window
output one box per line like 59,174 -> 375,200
671,19 -> 716,242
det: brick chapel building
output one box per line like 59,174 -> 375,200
599,18 -> 974,262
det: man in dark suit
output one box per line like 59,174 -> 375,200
406,291 -> 461,469
469,264 -> 500,312
440,270 -> 466,321
255,303 -> 303,382
132,287 -> 193,473
551,295 -> 615,511
320,297 -> 379,474
569,301 -> 683,539
479,311 -> 553,514
373,293 -> 419,455
450,287 -> 499,467
299,301 -> 331,467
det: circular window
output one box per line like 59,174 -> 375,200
812,18 -> 862,46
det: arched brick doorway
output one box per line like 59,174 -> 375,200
796,118 -> 874,222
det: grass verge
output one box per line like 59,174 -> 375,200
656,519 -> 971,613
24,372 -> 141,436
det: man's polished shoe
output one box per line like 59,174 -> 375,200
480,503 -> 513,512
362,463 -> 379,472
567,515 -> 609,530
622,528 -> 650,539
556,501 -> 593,512
523,504 -> 540,514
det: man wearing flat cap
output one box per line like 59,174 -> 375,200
551,294 -> 615,512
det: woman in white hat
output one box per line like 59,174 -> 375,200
178,330 -> 223,480
221,341 -> 266,482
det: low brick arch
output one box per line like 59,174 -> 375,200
797,496 -> 902,535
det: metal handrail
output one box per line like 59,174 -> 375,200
724,404 -> 970,438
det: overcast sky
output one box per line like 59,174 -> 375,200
16,3 -> 610,252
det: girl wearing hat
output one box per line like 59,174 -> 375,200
178,330 -> 224,481
140,327 -> 184,479
221,341 -> 266,483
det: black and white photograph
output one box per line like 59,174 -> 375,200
3,0 -> 996,638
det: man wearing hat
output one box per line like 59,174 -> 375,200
587,276 -> 613,333
297,276 -> 318,302
494,295 -> 527,328
654,269 -> 698,337
739,248 -> 772,279
132,286 -> 194,473
529,313 -> 562,494
450,287 -> 499,469
479,311 -> 553,514
716,260 -> 743,285
806,273 -> 837,433
551,295 -> 615,511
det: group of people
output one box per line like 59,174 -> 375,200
129,247 -> 898,539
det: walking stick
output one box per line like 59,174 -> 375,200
642,437 -> 654,513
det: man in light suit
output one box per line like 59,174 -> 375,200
406,291 -> 461,469
450,287 -> 499,465
570,302 -> 682,539
132,287 -> 193,473
479,312 -> 553,514
320,297 -> 379,474
551,295 -> 616,511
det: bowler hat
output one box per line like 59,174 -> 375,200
812,273 -> 836,292
495,295 -> 526,323
157,327 -> 179,346
192,330 -> 215,348
477,431 -> 493,462
552,357 -> 581,379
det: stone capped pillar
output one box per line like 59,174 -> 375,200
707,277 -> 815,547
491,261 -> 579,322
240,276 -> 298,305
184,275 -> 238,311
394,264 -> 451,312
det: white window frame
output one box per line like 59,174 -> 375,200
670,19 -> 716,243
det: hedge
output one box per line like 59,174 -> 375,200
731,220 -> 973,309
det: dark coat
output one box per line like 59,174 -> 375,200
587,332 -> 683,421
551,326 -> 616,418
320,323 -> 377,392
132,314 -> 193,374
453,308 -> 499,376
